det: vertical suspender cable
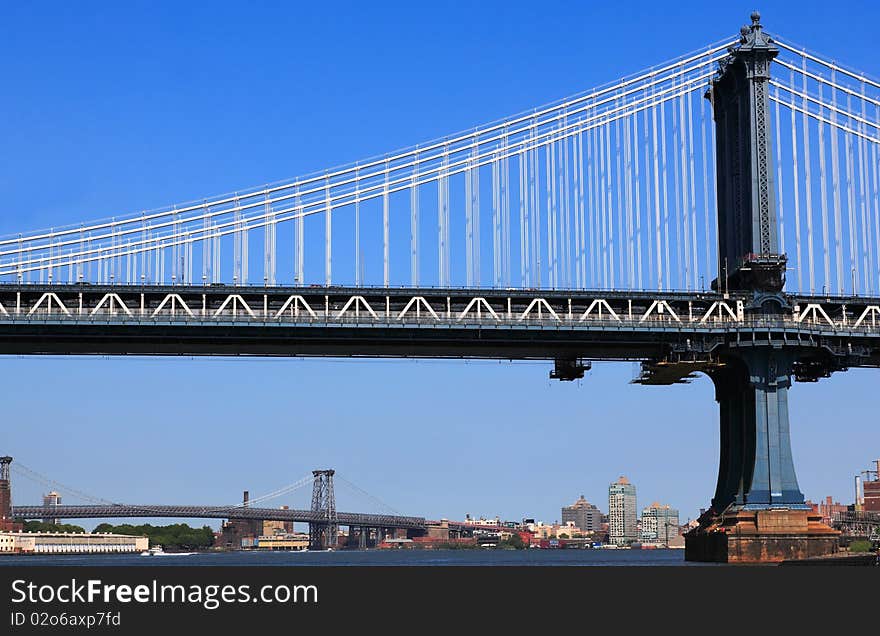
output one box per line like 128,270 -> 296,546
652,86 -> 663,291
355,169 -> 361,286
562,120 -> 572,288
490,146 -> 498,288
873,104 -> 880,295
599,123 -> 608,288
233,196 -> 241,284
614,98 -> 623,288
858,84 -> 871,295
296,183 -> 303,286
467,150 -> 475,287
605,116 -> 615,288
659,97 -> 671,291
687,89 -> 699,291
590,122 -> 600,286
701,88 -> 712,289
574,127 -> 583,288
844,94 -> 858,293
774,88 -> 786,257
546,134 -> 556,288
633,98 -> 643,290
578,129 -> 588,289
325,177 -> 332,287
801,59 -> 816,294
410,157 -> 418,287
531,128 -> 540,287
474,146 -> 481,287
501,134 -> 510,287
830,69 -> 844,293
623,110 -> 635,289
679,81 -> 692,290
519,146 -> 528,287
816,80 -> 831,294
531,128 -> 543,287
383,161 -> 390,288
201,205 -> 209,284
789,72 -> 804,293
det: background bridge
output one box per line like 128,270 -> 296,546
4,459 -> 424,550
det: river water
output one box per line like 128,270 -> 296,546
0,548 -> 714,566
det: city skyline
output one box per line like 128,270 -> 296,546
1,1 -> 878,528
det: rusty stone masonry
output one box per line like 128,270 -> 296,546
685,508 -> 839,564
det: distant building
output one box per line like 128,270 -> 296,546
864,460 -> 880,512
608,476 -> 638,546
640,502 -> 680,545
0,532 -> 148,554
463,515 -> 501,527
808,496 -> 848,526
262,507 -> 294,535
42,491 -> 62,525
561,495 -> 603,533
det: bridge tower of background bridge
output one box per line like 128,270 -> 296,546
0,456 -> 15,531
309,470 -> 338,550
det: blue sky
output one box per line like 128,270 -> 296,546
1,1 -> 878,527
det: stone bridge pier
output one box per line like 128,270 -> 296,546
685,343 -> 839,562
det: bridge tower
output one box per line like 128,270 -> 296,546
710,11 -> 785,293
309,470 -> 338,550
686,12 -> 838,562
0,456 -> 16,532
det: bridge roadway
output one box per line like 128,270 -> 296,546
0,284 -> 879,375
11,505 -> 426,531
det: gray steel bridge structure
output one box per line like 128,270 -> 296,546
9,504 -> 425,531
5,14 -> 880,558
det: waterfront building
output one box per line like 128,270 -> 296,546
0,531 -> 148,554
640,502 -> 680,545
608,476 -> 637,546
241,533 -> 309,551
561,495 -> 603,532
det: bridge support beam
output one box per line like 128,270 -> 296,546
686,347 -> 839,563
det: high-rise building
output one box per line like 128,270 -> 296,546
608,476 -> 637,546
42,491 -> 62,525
640,502 -> 680,545
561,495 -> 603,533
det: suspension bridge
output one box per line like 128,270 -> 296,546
2,12 -> 879,561
3,459 -> 425,550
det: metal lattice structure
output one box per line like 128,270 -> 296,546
309,470 -> 338,550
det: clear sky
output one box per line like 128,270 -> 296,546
1,1 -> 878,528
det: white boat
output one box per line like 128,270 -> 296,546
141,545 -> 195,557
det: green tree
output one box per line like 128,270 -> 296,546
848,539 -> 874,553
22,521 -> 85,533
90,523 -> 215,550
